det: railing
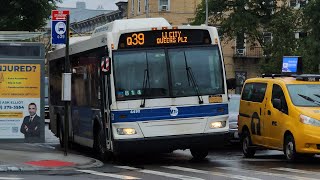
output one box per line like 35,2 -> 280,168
234,46 -> 264,58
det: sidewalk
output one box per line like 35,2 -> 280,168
0,143 -> 103,172
0,126 -> 103,172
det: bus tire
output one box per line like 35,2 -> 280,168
190,148 -> 208,160
241,130 -> 256,158
59,121 -> 64,148
93,123 -> 109,160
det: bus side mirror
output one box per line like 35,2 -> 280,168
101,57 -> 111,75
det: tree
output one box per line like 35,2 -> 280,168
297,0 -> 320,73
0,0 -> 61,31
193,0 -> 301,74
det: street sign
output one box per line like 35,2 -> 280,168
51,10 -> 69,45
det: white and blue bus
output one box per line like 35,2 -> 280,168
48,18 -> 229,160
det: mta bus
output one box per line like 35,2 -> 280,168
48,18 -> 229,160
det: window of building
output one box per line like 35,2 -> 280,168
131,0 -> 135,15
300,0 -> 307,7
235,32 -> 245,55
159,0 -> 170,11
295,32 -> 307,39
145,0 -> 148,12
138,0 -> 141,14
263,32 -> 272,44
290,0 -> 297,7
290,0 -> 308,8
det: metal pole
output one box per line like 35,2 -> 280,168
205,0 -> 208,25
64,14 -> 70,156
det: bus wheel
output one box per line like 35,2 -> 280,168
190,148 -> 208,160
59,122 -> 64,148
93,125 -> 108,160
284,135 -> 297,162
241,130 -> 256,158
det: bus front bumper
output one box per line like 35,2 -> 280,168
113,132 -> 228,153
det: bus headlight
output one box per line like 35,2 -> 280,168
300,115 -> 320,127
117,128 -> 137,135
210,121 -> 226,129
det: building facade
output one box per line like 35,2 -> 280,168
127,0 -> 201,25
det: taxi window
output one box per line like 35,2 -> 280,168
272,84 -> 288,114
241,83 -> 267,103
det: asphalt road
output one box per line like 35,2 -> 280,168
1,126 -> 319,180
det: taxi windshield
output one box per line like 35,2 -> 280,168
287,84 -> 320,107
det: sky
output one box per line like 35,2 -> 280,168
58,0 -> 120,10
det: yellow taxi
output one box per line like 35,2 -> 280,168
238,74 -> 320,161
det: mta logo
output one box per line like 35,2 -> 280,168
170,107 -> 179,116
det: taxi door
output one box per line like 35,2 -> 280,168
265,83 -> 289,149
239,82 -> 268,146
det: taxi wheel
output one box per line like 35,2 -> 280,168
284,135 -> 297,162
241,130 -> 256,158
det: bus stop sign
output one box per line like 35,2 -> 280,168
51,10 -> 69,45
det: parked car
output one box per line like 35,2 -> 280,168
228,94 -> 240,143
45,77 -> 50,123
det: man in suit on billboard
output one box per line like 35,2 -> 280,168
20,103 -> 40,141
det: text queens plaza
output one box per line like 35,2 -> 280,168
157,31 -> 188,44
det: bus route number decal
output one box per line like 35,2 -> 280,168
127,33 -> 145,46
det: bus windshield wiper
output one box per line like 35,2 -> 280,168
298,94 -> 320,106
140,68 -> 150,108
183,52 -> 203,104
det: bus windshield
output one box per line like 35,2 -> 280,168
113,46 -> 224,100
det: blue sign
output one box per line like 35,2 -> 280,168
51,21 -> 67,44
282,56 -> 299,73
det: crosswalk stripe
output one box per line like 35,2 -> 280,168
0,178 -> 23,180
77,170 -> 140,180
271,167 -> 320,176
163,166 -> 261,180
115,166 -> 204,180
218,167 -> 318,180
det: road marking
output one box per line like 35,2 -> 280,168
0,178 -> 23,180
77,170 -> 140,180
115,166 -> 204,180
210,159 -> 284,162
218,167 -> 318,180
163,166 -> 261,180
271,167 -> 320,176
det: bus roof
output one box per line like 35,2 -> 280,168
91,18 -> 171,38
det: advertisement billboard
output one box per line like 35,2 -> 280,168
0,43 -> 45,143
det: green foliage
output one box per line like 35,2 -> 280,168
298,0 -> 320,73
193,0 -> 320,74
0,0 -> 61,31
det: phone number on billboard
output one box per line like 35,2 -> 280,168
0,106 -> 24,110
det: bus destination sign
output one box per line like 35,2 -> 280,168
118,29 -> 211,49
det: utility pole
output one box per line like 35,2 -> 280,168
205,0 -> 208,25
